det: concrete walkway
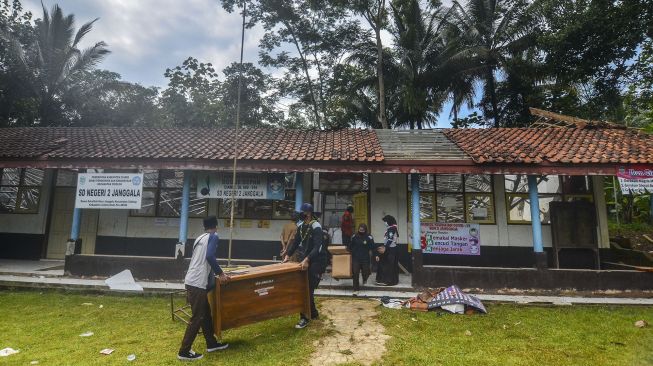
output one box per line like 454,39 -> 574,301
2,260 -> 653,305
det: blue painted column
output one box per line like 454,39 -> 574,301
527,175 -> 544,253
295,172 -> 304,212
411,173 -> 421,250
70,207 -> 82,241
178,170 -> 191,245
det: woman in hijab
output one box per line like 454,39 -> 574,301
375,215 -> 399,286
347,223 -> 374,293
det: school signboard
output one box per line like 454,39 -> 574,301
420,222 -> 481,255
197,173 -> 285,200
617,165 -> 653,194
75,173 -> 143,209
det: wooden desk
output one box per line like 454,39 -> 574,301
212,263 -> 310,339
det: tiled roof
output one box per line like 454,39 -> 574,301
443,127 -> 653,164
0,127 -> 384,162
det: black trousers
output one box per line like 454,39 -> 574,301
303,260 -> 326,320
352,260 -> 371,291
179,285 -> 219,354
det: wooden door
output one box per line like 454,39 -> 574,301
353,192 -> 368,228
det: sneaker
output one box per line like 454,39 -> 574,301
375,281 -> 387,286
352,290 -> 359,296
207,343 -> 229,352
178,350 -> 203,361
295,318 -> 310,329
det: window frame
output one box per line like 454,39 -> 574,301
408,174 -> 496,225
505,175 -> 594,225
0,168 -> 43,214
130,170 -> 208,218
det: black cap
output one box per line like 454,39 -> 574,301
203,215 -> 218,229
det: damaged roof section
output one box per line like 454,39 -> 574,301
375,129 -> 471,162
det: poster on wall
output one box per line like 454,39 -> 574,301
75,173 -> 143,209
617,165 -> 653,194
196,173 -> 285,200
420,222 -> 481,255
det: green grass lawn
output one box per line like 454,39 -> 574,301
379,304 -> 653,366
0,291 -> 652,365
0,290 -> 326,365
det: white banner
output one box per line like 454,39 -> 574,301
420,222 -> 481,255
197,173 -> 285,200
75,173 -> 143,209
617,165 -> 653,194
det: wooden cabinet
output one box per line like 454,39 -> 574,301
212,263 -> 310,339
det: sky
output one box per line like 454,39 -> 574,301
24,0 -> 466,127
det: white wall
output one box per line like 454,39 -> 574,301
0,169 -> 54,235
370,174 -> 408,244
78,172 -> 611,251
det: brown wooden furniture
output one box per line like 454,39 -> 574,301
211,262 -> 310,339
550,201 -> 600,269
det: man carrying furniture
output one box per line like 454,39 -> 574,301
178,216 -> 230,361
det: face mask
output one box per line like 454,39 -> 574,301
383,221 -> 388,227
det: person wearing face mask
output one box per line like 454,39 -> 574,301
283,203 -> 327,329
347,223 -> 374,294
375,215 -> 399,286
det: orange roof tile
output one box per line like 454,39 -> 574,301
443,128 -> 653,164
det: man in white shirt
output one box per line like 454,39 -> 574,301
178,216 -> 230,361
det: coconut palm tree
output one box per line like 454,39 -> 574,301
2,4 -> 109,126
447,0 -> 537,127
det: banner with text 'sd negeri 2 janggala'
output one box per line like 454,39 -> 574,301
196,173 -> 285,200
75,173 -> 144,209
420,222 -> 481,255
617,165 -> 653,194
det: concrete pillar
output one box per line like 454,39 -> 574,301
591,175 -> 610,248
176,170 -> 191,258
410,173 -> 421,250
295,172 -> 304,211
528,175 -> 547,268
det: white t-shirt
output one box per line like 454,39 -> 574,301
184,233 -> 213,289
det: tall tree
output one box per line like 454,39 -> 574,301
389,0 -> 447,129
0,0 -> 36,127
64,70 -> 161,127
448,0 -> 537,127
2,3 -> 109,126
160,57 -> 224,127
347,0 -> 390,129
221,0 -> 363,129
221,62 -> 282,127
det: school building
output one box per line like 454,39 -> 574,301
1,109 -> 652,291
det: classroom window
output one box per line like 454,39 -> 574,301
408,174 -> 495,224
220,173 -> 297,220
505,175 -> 593,224
130,170 -> 207,218
0,168 -> 43,213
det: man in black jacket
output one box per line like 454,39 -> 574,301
283,202 -> 327,329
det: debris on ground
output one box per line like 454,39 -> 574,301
99,305 -> 104,309
397,285 -> 487,314
127,354 -> 136,361
379,296 -> 403,309
30,361 -> 39,365
464,330 -> 472,336
100,348 -> 114,355
635,320 -> 648,328
81,303 -> 93,306
79,331 -> 94,337
0,348 -> 19,357
105,270 -> 143,292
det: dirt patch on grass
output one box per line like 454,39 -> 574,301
310,299 -> 390,366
